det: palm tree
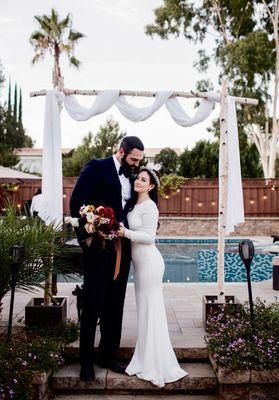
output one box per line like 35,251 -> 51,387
30,8 -> 85,87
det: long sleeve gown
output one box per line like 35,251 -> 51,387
124,199 -> 187,387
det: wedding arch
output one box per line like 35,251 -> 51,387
30,81 -> 258,301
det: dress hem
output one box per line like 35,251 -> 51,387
125,369 -> 188,388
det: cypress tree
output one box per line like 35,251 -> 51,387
7,78 -> 12,115
18,88 -> 22,123
13,83 -> 17,123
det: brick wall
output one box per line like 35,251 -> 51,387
158,217 -> 279,237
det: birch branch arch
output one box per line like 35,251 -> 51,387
30,81 -> 258,301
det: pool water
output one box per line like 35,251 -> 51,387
61,238 -> 274,283
128,239 -> 274,283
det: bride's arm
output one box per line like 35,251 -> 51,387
124,204 -> 158,244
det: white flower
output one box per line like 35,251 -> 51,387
65,217 -> 79,227
79,205 -> 87,215
86,212 -> 95,223
99,217 -> 110,224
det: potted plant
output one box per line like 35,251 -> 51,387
0,202 -> 73,327
205,299 -> 279,400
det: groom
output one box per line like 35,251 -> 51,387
70,136 -> 144,381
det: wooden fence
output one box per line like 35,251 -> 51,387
1,178 -> 279,217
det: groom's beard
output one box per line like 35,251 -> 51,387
120,159 -> 140,178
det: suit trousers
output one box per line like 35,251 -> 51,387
79,236 -> 131,364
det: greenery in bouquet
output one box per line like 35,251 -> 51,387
0,320 -> 79,400
205,299 -> 279,371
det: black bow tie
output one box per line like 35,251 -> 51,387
119,165 -> 131,178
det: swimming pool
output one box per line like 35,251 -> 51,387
128,238 -> 274,283
61,238 -> 274,283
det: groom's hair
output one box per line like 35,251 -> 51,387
119,136 -> 144,155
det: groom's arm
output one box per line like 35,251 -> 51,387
70,159 -> 100,245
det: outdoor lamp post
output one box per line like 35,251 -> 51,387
239,240 -> 255,334
7,244 -> 24,342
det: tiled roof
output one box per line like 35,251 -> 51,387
14,147 -> 181,157
0,165 -> 40,179
15,148 -> 73,156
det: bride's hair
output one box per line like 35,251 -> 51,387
126,168 -> 160,213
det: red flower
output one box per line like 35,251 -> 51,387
102,207 -> 115,219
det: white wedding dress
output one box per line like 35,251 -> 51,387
124,199 -> 187,387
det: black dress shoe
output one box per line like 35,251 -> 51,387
108,360 -> 127,374
96,359 -> 127,374
80,361 -> 95,381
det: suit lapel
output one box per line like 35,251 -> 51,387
107,156 -> 123,210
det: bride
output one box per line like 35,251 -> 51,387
117,167 -> 187,388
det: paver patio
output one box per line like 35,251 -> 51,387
1,278 -> 277,350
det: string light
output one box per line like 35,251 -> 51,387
17,204 -> 21,208
63,194 -> 66,198
163,182 -> 277,206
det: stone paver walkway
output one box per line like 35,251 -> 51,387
1,279 -> 277,349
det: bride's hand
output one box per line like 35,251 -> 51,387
117,225 -> 125,237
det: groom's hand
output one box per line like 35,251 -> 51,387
117,226 -> 125,237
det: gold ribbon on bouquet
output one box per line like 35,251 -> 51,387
113,238 -> 122,280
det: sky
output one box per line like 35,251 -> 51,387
0,0 -> 220,150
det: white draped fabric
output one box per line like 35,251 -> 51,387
225,96 -> 244,232
40,89 -> 244,233
38,91 -> 63,227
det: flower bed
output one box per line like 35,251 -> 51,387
205,299 -> 279,400
0,320 -> 79,400
205,299 -> 279,371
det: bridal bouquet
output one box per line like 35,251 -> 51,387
66,204 -> 120,241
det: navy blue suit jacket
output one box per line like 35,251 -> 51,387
70,156 -> 130,244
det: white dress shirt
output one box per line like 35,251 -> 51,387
113,155 -> 131,209
30,193 -> 44,216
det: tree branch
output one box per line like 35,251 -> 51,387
212,0 -> 231,46
261,0 -> 275,25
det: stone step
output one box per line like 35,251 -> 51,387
65,340 -> 208,362
55,395 -> 218,399
52,363 -> 217,394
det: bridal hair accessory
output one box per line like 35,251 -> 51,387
140,167 -> 160,187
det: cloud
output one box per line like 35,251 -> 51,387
93,0 -> 146,28
0,16 -> 15,24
